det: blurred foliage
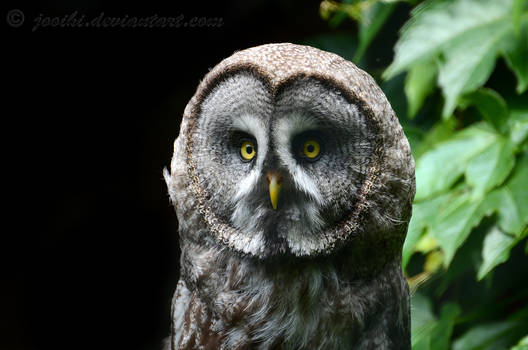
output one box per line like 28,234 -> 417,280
314,0 -> 528,348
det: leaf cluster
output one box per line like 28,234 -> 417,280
316,0 -> 528,348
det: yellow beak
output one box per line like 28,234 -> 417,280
267,172 -> 283,210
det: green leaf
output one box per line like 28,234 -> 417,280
384,0 -> 513,80
512,0 -> 528,32
465,136 -> 516,198
403,125 -> 426,156
411,293 -> 437,349
476,154 -> 528,237
480,189 -> 526,239
498,189 -> 528,237
410,294 -> 460,350
403,215 -> 425,269
509,107 -> 528,147
411,293 -> 435,330
414,336 -> 431,350
453,307 -> 528,350
453,320 -> 518,350
424,250 -> 444,273
354,1 -> 396,63
460,88 -> 509,133
403,193 -> 452,268
438,18 -> 514,117
431,303 -> 461,350
404,58 -> 438,119
477,225 -> 515,280
503,16 -> 528,94
328,11 -> 349,28
511,334 -> 528,350
415,124 -> 496,201
429,191 -> 486,266
434,219 -> 490,296
413,118 -> 457,159
320,0 -> 356,29
502,154 -> 528,234
415,233 -> 439,254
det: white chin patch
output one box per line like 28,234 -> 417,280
229,183 -> 268,256
283,201 -> 326,255
227,228 -> 266,256
230,185 -> 325,256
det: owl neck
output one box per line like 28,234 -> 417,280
178,236 -> 409,349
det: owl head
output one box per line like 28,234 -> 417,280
165,43 -> 415,262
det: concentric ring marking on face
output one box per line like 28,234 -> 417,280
187,69 -> 381,258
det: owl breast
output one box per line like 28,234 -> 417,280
170,244 -> 410,350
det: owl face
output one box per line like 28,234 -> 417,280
190,72 -> 376,258
167,44 -> 414,261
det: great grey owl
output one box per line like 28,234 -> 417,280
163,43 -> 415,349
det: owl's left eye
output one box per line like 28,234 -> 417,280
240,140 -> 257,161
293,131 -> 323,162
303,140 -> 321,159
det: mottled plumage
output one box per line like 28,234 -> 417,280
164,43 -> 415,349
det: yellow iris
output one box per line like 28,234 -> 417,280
303,140 -> 320,159
240,140 -> 256,161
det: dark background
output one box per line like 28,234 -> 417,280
3,1 -> 338,349
5,1 -> 526,349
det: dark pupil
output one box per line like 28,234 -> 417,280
307,144 -> 315,153
246,145 -> 253,154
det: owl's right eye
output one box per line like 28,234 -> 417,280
240,140 -> 257,161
